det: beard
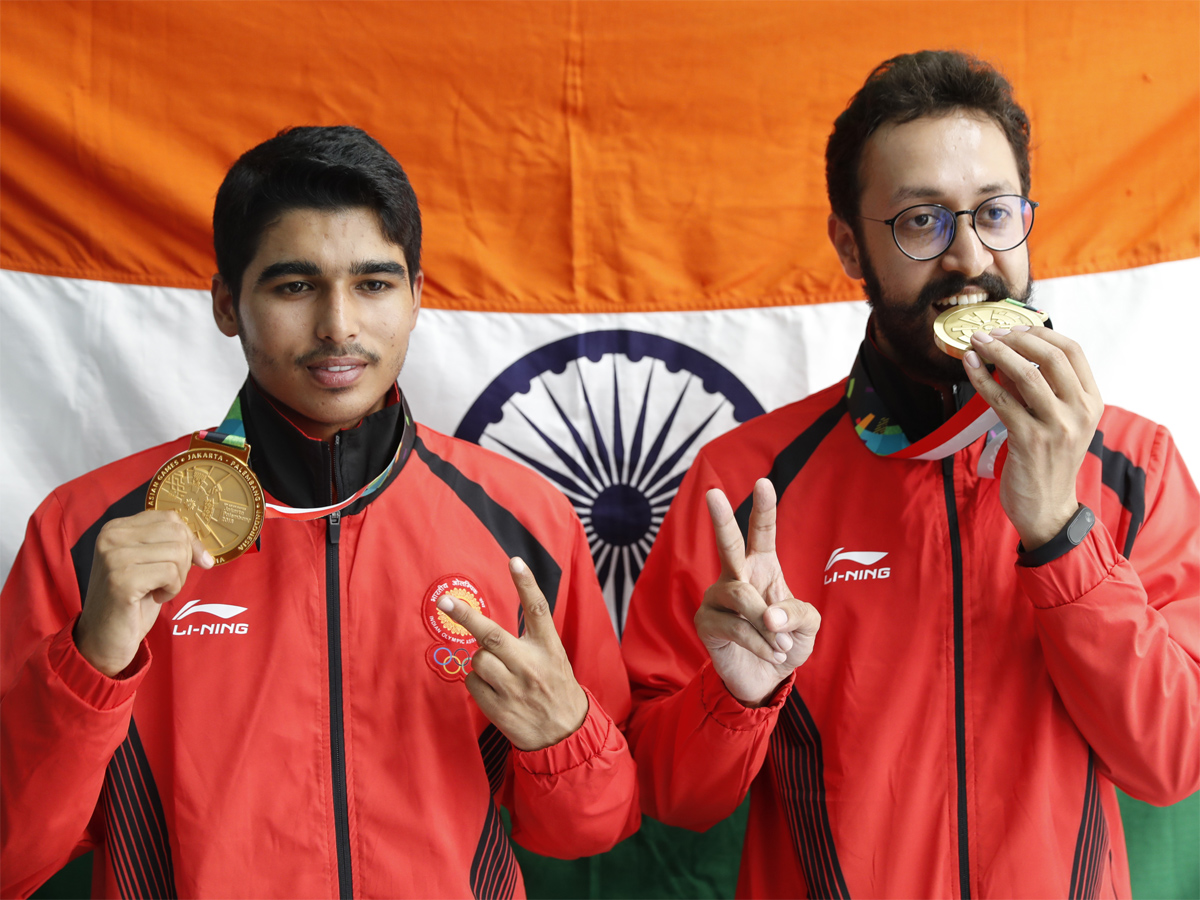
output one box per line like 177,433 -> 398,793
859,246 -> 1033,385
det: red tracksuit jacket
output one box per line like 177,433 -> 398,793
622,359 -> 1199,898
1,380 -> 639,898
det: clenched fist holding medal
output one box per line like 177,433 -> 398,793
75,424 -> 263,677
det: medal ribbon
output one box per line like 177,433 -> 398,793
198,393 -> 414,520
846,347 -> 1008,478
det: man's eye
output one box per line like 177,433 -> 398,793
278,281 -> 310,295
360,280 -> 390,292
900,210 -> 941,231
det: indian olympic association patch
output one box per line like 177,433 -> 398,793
423,575 -> 489,682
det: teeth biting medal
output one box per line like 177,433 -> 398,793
933,298 -> 1049,358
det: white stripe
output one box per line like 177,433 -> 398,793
909,408 -> 1001,460
2,257 -> 1197,580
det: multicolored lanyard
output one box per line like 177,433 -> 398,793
846,349 -> 1009,478
200,393 -> 415,520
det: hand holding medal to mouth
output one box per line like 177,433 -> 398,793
937,301 -> 1104,553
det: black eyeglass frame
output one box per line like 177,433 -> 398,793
860,194 -> 1039,261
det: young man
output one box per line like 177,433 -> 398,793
1,126 -> 638,898
622,52 -> 1198,898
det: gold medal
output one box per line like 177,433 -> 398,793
146,435 -> 265,564
933,300 -> 1049,358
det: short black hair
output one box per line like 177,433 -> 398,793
213,125 -> 421,300
826,51 -> 1031,226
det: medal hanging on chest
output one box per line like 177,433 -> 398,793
146,393 -> 415,563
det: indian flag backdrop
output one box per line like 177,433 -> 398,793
2,2 -> 1197,898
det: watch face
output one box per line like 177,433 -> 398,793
1067,506 -> 1095,544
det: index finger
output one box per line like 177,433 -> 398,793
508,557 -> 561,647
437,594 -> 517,661
705,488 -> 746,580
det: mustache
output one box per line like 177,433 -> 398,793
914,272 -> 1014,313
295,342 -> 381,367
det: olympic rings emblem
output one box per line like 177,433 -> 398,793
432,646 -> 473,675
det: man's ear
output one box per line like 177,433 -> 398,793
410,270 -> 423,328
828,214 -> 864,280
212,275 -> 239,337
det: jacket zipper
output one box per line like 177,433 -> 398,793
327,433 -> 353,898
941,455 -> 971,899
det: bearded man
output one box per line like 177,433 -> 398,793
621,51 -> 1198,899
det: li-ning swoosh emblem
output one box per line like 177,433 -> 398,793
172,599 -> 248,621
824,547 -> 888,571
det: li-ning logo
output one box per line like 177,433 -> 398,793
171,599 -> 250,635
824,548 -> 891,584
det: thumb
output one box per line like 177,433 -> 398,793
191,536 -> 216,569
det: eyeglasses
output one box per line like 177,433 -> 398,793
860,194 -> 1038,261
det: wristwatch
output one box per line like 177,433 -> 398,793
1017,504 -> 1096,567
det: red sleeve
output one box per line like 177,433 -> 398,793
621,452 -> 788,831
1,493 -> 150,899
504,513 -> 639,857
1020,426 -> 1200,805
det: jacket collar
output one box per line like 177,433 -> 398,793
238,378 -> 413,515
849,317 -> 976,447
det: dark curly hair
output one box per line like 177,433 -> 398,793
826,51 -> 1031,226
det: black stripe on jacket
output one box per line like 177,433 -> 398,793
735,396 -> 849,896
470,726 -> 519,900
1087,431 -> 1147,558
771,696 -> 851,899
414,436 -> 563,635
1068,753 -> 1110,900
104,719 -> 178,899
72,482 -> 178,899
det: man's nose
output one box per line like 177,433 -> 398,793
940,211 -> 994,278
317,286 -> 359,343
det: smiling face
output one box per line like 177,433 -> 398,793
828,111 -> 1031,382
212,206 -> 422,439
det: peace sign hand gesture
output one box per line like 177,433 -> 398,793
694,478 -> 821,707
438,557 -> 590,751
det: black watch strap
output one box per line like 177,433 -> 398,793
1017,505 -> 1096,567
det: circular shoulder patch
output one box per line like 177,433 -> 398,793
423,575 -> 490,646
